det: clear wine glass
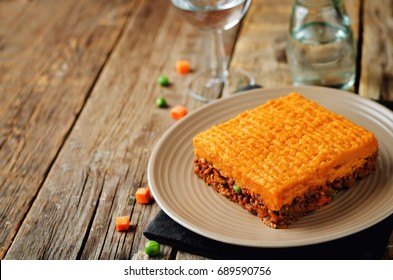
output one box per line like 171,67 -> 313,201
171,0 -> 255,102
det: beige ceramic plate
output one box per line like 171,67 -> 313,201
147,86 -> 393,247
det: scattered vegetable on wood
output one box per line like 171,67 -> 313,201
157,75 -> 170,86
135,187 -> 152,204
156,97 -> 167,108
144,240 -> 160,256
115,216 -> 130,232
170,105 -> 188,120
176,60 -> 190,74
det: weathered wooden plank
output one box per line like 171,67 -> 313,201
0,0 -> 29,40
176,251 -> 209,260
229,0 -> 360,89
228,0 -> 292,88
359,0 -> 393,100
3,0 -> 241,259
5,0 -> 389,261
0,0 -> 136,259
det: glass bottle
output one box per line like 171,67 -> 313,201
286,0 -> 356,89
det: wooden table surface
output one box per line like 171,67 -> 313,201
1,0 -> 392,260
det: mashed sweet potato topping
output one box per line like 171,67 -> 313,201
193,93 -> 379,211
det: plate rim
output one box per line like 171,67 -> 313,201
147,86 -> 393,248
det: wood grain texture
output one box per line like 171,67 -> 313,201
3,0 -> 240,259
359,0 -> 393,100
228,0 -> 292,88
1,0 -> 391,260
0,0 -> 136,259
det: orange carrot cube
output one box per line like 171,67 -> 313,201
170,105 -> 188,120
176,60 -> 190,74
115,216 -> 130,232
135,187 -> 152,204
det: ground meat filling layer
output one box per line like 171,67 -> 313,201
193,153 -> 378,228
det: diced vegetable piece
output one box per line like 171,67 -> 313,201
127,196 -> 135,206
135,187 -> 152,204
170,105 -> 188,120
144,240 -> 160,256
176,60 -> 190,74
233,185 -> 242,194
115,216 -> 130,232
157,75 -> 170,86
156,97 -> 167,108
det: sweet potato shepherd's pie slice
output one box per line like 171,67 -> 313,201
192,92 -> 378,228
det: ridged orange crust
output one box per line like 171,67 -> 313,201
193,92 -> 379,211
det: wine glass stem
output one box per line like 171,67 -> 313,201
210,30 -> 228,82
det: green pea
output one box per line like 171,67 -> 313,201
157,75 -> 170,87
156,97 -> 167,108
144,240 -> 160,256
233,185 -> 242,194
127,196 -> 135,206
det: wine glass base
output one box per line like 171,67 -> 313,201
188,68 -> 256,102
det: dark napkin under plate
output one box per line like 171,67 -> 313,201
144,91 -> 393,260
144,210 -> 393,260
